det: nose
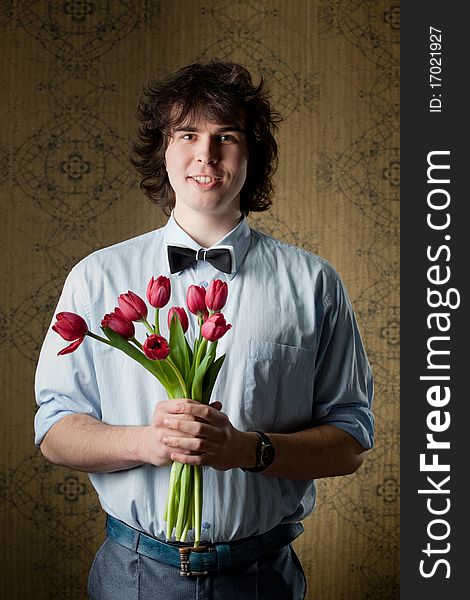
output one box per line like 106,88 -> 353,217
195,137 -> 219,164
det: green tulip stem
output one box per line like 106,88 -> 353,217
180,490 -> 193,543
175,464 -> 192,539
197,315 -> 205,342
141,317 -> 154,335
194,338 -> 208,371
154,308 -> 160,335
208,340 -> 218,359
86,331 -> 115,346
130,337 -> 142,349
194,465 -> 202,547
165,461 -> 182,539
165,357 -> 188,398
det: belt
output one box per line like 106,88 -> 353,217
106,515 -> 304,577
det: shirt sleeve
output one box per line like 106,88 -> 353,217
34,265 -> 102,446
311,272 -> 375,449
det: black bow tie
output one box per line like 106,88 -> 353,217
167,245 -> 233,274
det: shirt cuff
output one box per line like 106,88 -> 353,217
316,405 -> 375,450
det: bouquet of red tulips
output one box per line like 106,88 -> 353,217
52,276 -> 232,546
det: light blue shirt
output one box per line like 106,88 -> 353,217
34,215 -> 374,542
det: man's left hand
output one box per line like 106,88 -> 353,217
161,399 -> 257,470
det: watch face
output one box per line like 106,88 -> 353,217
261,444 -> 275,466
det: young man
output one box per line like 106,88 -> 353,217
35,62 -> 374,600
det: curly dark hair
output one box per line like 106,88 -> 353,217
130,61 -> 280,215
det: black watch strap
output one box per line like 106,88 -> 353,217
243,431 -> 276,473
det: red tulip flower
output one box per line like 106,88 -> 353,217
186,285 -> 207,316
168,306 -> 189,333
101,307 -> 135,339
118,291 -> 148,322
147,276 -> 171,308
205,279 -> 228,312
52,312 -> 88,355
201,313 -> 232,342
143,334 -> 171,360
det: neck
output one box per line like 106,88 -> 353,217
172,207 -> 243,247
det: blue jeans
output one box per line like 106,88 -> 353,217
88,537 -> 307,600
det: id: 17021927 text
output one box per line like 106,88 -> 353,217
429,26 -> 443,113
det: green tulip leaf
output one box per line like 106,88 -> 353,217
186,337 -> 206,396
101,327 -> 184,397
185,338 -> 194,364
169,314 -> 191,380
202,355 -> 226,404
101,327 -> 163,378
191,352 -> 215,403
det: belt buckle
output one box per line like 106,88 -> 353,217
178,545 -> 210,577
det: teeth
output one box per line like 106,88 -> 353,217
192,176 -> 216,183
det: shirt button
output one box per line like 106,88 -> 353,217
202,522 -> 211,530
200,281 -> 208,288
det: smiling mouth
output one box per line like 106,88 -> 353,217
190,175 -> 222,183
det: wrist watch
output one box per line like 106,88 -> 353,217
243,431 -> 276,473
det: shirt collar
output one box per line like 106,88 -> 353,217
163,213 -> 251,280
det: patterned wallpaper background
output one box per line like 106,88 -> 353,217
0,1 -> 399,598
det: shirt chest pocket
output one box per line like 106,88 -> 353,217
242,340 -> 315,432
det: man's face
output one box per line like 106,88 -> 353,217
165,114 -> 248,219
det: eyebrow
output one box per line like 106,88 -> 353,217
172,125 -> 245,133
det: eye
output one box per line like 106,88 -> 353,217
219,134 -> 236,142
180,133 -> 195,141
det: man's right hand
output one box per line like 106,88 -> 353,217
39,399 -> 221,473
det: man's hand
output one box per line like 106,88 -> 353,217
156,398 -> 257,471
138,398 -> 210,468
